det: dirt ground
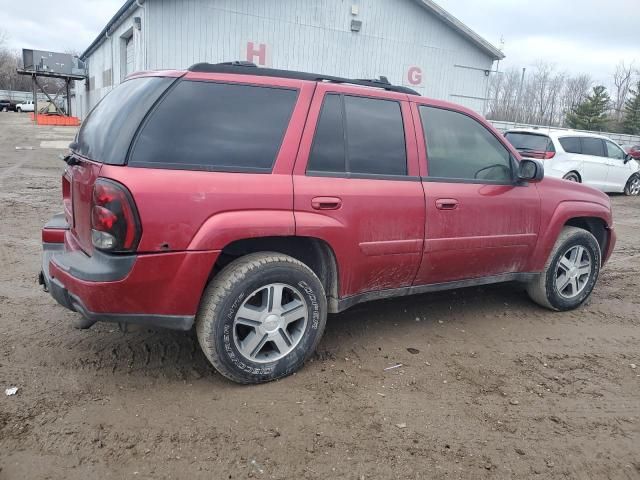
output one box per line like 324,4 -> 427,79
0,111 -> 638,479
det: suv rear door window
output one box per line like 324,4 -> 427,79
307,94 -> 407,176
420,106 -> 512,182
559,137 -> 581,154
75,76 -> 175,164
307,94 -> 345,173
344,96 -> 406,176
580,137 -> 605,157
129,81 -> 298,172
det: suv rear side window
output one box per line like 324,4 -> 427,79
307,94 -> 407,176
504,132 -> 554,153
129,81 -> 298,172
75,76 -> 174,164
581,137 -> 605,157
420,106 -> 512,182
559,137 -> 581,154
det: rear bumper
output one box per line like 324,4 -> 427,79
41,214 -> 219,330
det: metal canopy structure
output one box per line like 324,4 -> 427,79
16,49 -> 87,124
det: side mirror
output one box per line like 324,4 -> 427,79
518,158 -> 544,183
624,153 -> 633,164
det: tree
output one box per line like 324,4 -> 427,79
623,81 -> 640,135
612,61 -> 635,121
565,85 -> 610,131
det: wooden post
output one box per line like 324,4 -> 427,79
31,74 -> 38,125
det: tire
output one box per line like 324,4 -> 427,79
1,107 -> 7,112
16,107 -> 21,113
196,252 -> 327,384
563,172 -> 580,182
624,174 -> 640,196
526,226 -> 600,311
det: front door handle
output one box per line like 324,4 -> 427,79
435,198 -> 459,210
311,196 -> 342,210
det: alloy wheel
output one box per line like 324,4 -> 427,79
629,176 -> 640,196
555,245 -> 592,299
233,283 -> 308,363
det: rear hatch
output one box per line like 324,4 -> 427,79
504,131 -> 556,160
67,76 -> 176,253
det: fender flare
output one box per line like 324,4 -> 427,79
187,210 -> 296,251
528,200 -> 612,271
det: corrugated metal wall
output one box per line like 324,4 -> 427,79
77,0 -> 496,116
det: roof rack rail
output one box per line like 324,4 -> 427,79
187,62 -> 420,95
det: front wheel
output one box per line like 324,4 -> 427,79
526,226 -> 600,311
196,252 -> 327,384
624,174 -> 640,196
16,107 -> 21,113
563,172 -> 580,182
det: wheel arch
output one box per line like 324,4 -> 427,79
210,236 -> 340,312
564,216 -> 608,259
563,170 -> 582,182
528,201 -> 612,271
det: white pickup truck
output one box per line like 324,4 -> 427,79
16,101 -> 35,113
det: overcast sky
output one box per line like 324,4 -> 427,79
1,0 -> 638,84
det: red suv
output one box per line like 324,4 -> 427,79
41,63 -> 616,384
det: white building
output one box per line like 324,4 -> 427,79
76,0 -> 503,118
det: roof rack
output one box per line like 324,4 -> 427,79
187,62 -> 420,95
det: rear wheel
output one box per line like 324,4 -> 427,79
624,174 -> 640,196
527,226 -> 600,311
563,172 -> 580,182
16,107 -> 21,113
196,252 -> 327,384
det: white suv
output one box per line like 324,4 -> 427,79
504,129 -> 640,196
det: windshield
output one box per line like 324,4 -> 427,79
74,76 -> 175,164
504,132 -> 553,153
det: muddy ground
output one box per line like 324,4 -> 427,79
0,112 -> 638,479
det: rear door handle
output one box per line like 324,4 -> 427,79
311,196 -> 342,210
435,198 -> 459,210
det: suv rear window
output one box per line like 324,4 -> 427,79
505,132 -> 554,154
129,81 -> 298,172
75,76 -> 175,164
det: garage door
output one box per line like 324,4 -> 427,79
125,36 -> 134,76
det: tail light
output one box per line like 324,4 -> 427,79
524,150 -> 555,160
91,178 -> 141,252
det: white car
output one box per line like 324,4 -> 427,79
16,101 -> 35,113
504,129 -> 640,196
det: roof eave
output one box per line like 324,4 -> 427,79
80,0 -> 140,61
414,0 -> 505,61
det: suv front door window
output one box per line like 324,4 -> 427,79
413,105 -> 540,284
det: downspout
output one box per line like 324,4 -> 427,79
136,0 -> 147,70
105,30 -> 114,91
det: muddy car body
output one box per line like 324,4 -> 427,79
41,63 -> 616,383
